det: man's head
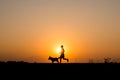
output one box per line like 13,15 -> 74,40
61,45 -> 63,48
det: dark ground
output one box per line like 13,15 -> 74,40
0,62 -> 120,79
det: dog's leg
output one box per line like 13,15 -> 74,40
57,60 -> 59,63
52,61 -> 54,63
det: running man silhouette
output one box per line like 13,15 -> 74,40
59,45 -> 69,63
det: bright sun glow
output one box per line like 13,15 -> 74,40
57,48 -> 61,53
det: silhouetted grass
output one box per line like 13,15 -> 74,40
0,61 -> 119,78
0,61 -> 120,72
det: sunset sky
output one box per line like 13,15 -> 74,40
0,0 -> 120,63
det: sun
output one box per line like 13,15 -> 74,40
57,47 -> 61,53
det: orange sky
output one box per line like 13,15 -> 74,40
0,0 -> 120,63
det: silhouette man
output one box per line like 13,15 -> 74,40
59,45 -> 69,63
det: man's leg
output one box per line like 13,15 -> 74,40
60,58 -> 62,63
63,58 -> 69,62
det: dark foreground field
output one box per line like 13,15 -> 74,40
0,62 -> 120,79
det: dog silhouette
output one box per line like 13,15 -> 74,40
48,56 -> 59,63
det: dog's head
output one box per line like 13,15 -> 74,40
48,56 -> 52,60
